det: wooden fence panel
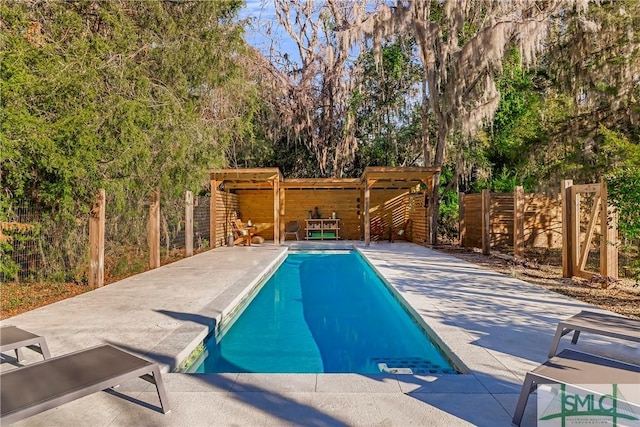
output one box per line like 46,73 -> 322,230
461,191 -> 563,252
462,194 -> 483,248
490,193 -> 513,249
408,193 -> 428,244
524,194 -> 562,249
370,189 -> 411,241
283,189 -> 361,240
212,192 -> 240,248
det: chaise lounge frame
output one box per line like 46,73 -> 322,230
0,325 -> 51,362
512,349 -> 640,426
547,310 -> 640,358
0,344 -> 170,424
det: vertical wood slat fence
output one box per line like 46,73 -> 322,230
459,187 -> 563,256
460,180 -> 618,279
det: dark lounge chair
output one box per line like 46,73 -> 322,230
512,349 -> 640,426
284,220 -> 301,241
0,344 -> 170,424
0,325 -> 51,362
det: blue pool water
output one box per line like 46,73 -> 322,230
190,251 -> 456,374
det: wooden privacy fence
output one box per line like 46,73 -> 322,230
213,187 -> 430,246
209,167 -> 439,247
460,180 -> 618,279
459,187 -> 562,256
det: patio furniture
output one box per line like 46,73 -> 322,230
0,326 -> 51,362
548,310 -> 640,357
232,219 -> 255,246
512,349 -> 640,426
390,218 -> 412,243
305,219 -> 340,240
284,220 -> 300,241
0,344 -> 170,424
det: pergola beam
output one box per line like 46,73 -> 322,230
282,178 -> 361,189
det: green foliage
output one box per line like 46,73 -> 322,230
607,169 -> 640,241
607,167 -> 640,280
0,240 -> 20,281
603,128 -> 640,245
485,49 -> 546,186
352,38 -> 424,175
436,169 -> 459,240
1,0 -> 254,278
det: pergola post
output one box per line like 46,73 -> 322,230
273,177 -> 280,245
359,187 -> 365,240
429,173 -> 438,246
210,178 -> 219,248
481,188 -> 490,255
571,186 -> 581,274
279,184 -> 285,244
364,179 -> 372,246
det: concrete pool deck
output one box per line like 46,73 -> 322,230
1,242 -> 638,426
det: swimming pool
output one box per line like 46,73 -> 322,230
188,250 -> 457,374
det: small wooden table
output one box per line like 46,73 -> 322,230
548,310 -> 640,357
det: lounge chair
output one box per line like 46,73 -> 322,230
0,325 -> 51,362
284,220 -> 300,241
231,219 -> 255,246
0,344 -> 170,424
548,310 -> 640,357
512,349 -> 640,426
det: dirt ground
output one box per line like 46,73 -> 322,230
0,248 -> 198,320
434,245 -> 640,319
2,245 -> 639,320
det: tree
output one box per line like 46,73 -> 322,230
351,38 -> 425,175
244,0 -> 365,177
1,0 -> 252,276
337,0 -> 580,243
527,0 -> 640,185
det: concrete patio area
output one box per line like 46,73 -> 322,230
1,242 -> 638,426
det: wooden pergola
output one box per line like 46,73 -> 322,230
210,168 -> 282,246
209,166 -> 439,246
360,167 -> 438,245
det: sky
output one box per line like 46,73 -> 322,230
238,0 -> 299,63
238,1 -> 386,67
